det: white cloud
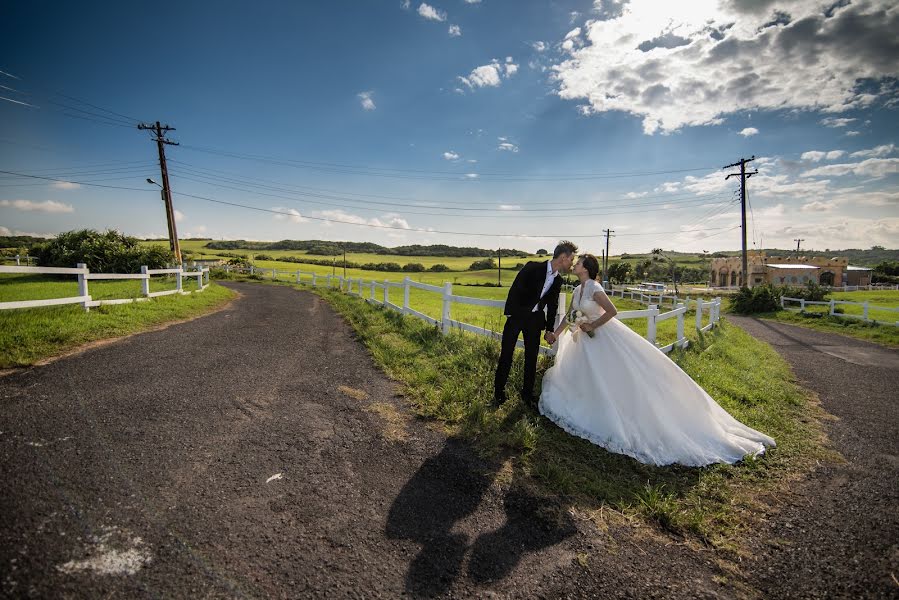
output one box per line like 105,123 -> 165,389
467,159 -> 478,163
497,142 -> 519,153
553,0 -> 899,134
273,207 -> 308,224
820,117 -> 857,128
845,130 -> 861,136
801,150 -> 846,162
801,157 -> 899,179
448,24 -> 461,36
464,0 -> 481,3
738,127 -> 758,137
0,199 -> 74,213
625,191 -> 648,198
532,41 -> 546,52
318,209 -> 410,229
401,0 -> 410,9
457,58 -> 518,90
0,226 -> 54,238
499,204 -> 521,210
357,91 -> 376,111
51,181 -> 81,190
174,209 -> 185,223
801,200 -> 832,212
850,143 -> 895,158
465,173 -> 479,179
443,151 -> 460,160
417,3 -> 446,21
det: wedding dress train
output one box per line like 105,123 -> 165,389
539,279 -> 775,467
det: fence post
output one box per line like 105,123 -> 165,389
829,299 -> 835,316
328,274 -> 333,288
695,300 -> 703,330
676,302 -> 685,344
250,264 -> 255,276
272,267 -> 276,280
383,280 -> 389,305
141,265 -> 150,297
77,262 -> 90,312
863,301 -> 869,321
15,254 -> 20,266
780,295 -> 785,309
296,270 -> 301,284
312,272 -> 317,287
800,299 -> 806,313
646,304 -> 658,344
176,267 -> 183,293
441,282 -> 453,334
558,292 -> 567,330
403,277 -> 411,314
370,280 -> 376,300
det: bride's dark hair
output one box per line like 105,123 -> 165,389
580,254 -> 600,280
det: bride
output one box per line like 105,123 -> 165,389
539,254 -> 775,467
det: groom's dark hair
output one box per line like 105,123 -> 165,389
581,254 -> 600,280
553,240 -> 578,258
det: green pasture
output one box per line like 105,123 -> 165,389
0,273 -> 205,303
784,289 -> 899,324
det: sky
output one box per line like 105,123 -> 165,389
1,0 -> 897,255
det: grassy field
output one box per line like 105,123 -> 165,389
757,310 -> 899,348
0,280 -> 235,368
0,273 -> 205,302
295,279 -> 832,548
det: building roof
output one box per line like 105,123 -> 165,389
766,264 -> 820,270
846,265 -> 872,271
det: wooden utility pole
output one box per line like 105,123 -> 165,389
724,156 -> 757,287
794,238 -> 805,253
138,121 -> 181,264
497,248 -> 502,286
602,229 -> 615,283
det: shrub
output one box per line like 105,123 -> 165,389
253,253 -> 274,261
729,284 -> 781,314
34,229 -> 173,273
403,263 -> 426,272
468,258 -> 496,271
429,263 -> 450,272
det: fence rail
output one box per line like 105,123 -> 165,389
223,265 -> 722,356
780,296 -> 899,327
0,264 -> 211,311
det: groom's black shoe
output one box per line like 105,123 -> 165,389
492,392 -> 507,407
521,394 -> 538,409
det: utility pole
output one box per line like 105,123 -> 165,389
724,156 -> 757,288
794,238 -> 805,253
138,121 -> 181,264
602,229 -> 615,284
497,248 -> 502,286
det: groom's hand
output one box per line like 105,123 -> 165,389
544,331 -> 557,344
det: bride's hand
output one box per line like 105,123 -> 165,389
579,322 -> 595,333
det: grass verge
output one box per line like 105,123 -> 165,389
302,280 -> 832,548
754,310 -> 899,348
0,283 -> 235,368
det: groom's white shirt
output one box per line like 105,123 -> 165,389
533,260 -> 558,312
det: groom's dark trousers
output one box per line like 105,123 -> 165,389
494,260 -> 562,403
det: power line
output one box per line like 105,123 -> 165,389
0,170 -> 156,192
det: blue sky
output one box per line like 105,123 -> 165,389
1,0 -> 897,255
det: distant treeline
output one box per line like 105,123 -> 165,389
204,239 -> 529,258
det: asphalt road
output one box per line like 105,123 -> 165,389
728,316 -> 899,599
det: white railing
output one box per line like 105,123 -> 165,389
0,264 -> 210,311
227,266 -> 722,355
825,284 -> 898,292
780,296 -> 899,327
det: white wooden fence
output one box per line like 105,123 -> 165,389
780,296 -> 899,327
226,266 -> 722,356
0,264 -> 210,311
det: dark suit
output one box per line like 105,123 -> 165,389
494,260 -> 563,402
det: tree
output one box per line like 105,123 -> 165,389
607,261 -> 632,284
33,229 -> 173,272
651,248 -> 679,295
468,258 -> 496,270
402,262 -> 426,272
536,248 -> 548,256
429,263 -> 450,272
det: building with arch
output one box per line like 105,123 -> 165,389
709,252 -> 872,288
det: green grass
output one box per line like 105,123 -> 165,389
0,273 -> 205,302
239,276 -> 831,548
756,310 -> 899,348
0,282 -> 235,368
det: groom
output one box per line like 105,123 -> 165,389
494,240 -> 577,407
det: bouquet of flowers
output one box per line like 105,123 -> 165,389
567,308 -> 595,338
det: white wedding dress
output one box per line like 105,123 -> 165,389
539,279 -> 775,467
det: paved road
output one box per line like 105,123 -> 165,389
2,282 -> 742,599
727,316 -> 899,599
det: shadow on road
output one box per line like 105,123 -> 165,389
386,438 -> 576,596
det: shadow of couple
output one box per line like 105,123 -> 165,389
386,438 -> 576,597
